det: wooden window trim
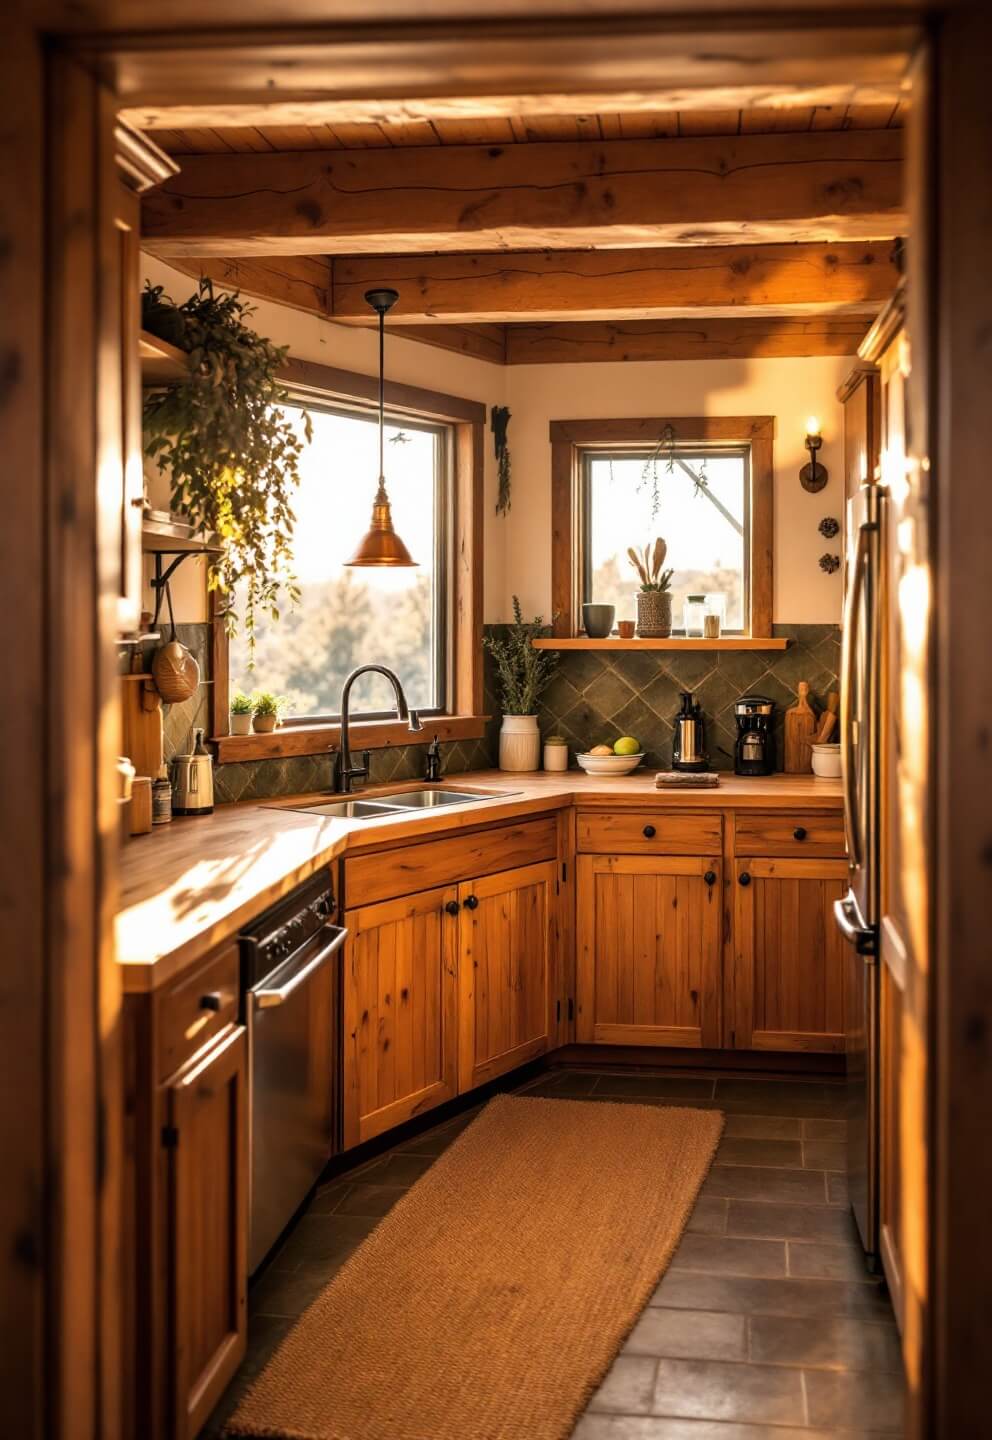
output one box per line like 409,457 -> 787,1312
210,357 -> 487,762
549,415 -> 774,640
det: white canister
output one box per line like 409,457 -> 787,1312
811,742 -> 842,778
499,714 -> 541,772
543,737 -> 569,772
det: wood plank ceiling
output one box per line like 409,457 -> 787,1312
142,104 -> 906,365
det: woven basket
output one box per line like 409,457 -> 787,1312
636,590 -> 673,638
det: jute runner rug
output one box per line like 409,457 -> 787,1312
227,1093 -> 722,1440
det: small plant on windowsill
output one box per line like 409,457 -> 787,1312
251,691 -> 290,734
484,597 -> 559,772
230,689 -> 254,736
627,537 -> 675,638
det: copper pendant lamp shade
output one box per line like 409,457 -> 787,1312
345,288 -> 417,568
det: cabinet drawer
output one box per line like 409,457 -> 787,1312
576,809 -> 722,855
344,815 -> 558,907
734,810 -> 846,858
156,942 -> 240,1082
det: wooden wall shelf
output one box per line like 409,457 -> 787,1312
139,329 -> 186,385
532,637 -> 790,651
142,515 -> 220,555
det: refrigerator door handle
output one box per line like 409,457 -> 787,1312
840,514 -> 877,870
834,892 -> 878,958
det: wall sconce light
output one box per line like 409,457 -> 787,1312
800,416 -> 829,493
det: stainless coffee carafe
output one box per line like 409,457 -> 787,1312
672,691 -> 708,772
171,727 -> 215,816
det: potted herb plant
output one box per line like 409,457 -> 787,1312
484,597 -> 559,771
627,538 -> 675,638
251,691 -> 289,734
142,278 -> 311,663
229,690 -> 254,735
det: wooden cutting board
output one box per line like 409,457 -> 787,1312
784,681 -> 818,773
121,674 -> 164,779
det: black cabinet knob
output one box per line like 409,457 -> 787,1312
738,871 -> 751,887
199,992 -> 222,1012
704,870 -> 717,887
643,824 -> 657,838
793,826 -> 808,841
445,900 -> 461,916
464,894 -> 479,911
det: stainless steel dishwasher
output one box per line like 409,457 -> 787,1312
240,871 -> 346,1274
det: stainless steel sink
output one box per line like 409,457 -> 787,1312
275,787 -> 517,820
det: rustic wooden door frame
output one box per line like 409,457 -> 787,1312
11,8 -> 992,1440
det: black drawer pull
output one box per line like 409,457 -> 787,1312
199,992 -> 222,1012
704,870 -> 717,887
793,826 -> 808,841
445,900 -> 461,916
643,824 -> 657,838
464,894 -> 479,911
738,871 -> 751,887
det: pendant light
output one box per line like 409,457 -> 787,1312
345,288 -> 417,567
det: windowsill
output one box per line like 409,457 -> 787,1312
212,714 -> 490,764
532,637 -> 790,651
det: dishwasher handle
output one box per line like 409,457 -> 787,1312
253,923 -> 348,1009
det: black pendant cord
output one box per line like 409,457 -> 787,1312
377,301 -> 385,484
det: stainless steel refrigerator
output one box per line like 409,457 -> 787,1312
834,481 -> 885,1264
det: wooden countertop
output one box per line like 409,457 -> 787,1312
116,769 -> 842,992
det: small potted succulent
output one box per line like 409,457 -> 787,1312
251,691 -> 289,734
229,690 -> 254,736
627,537 -> 675,638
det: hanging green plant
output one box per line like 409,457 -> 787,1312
141,278 -> 312,662
491,404 -> 512,515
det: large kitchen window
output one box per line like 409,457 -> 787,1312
229,401 -> 449,721
582,446 -> 750,633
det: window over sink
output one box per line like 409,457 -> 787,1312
229,401 -> 449,721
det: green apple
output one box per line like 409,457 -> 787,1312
614,736 -> 640,756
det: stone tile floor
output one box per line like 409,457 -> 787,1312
206,1069 -> 904,1439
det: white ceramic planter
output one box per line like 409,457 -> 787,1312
230,712 -> 252,735
499,714 -> 541,772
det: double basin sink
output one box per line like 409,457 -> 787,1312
277,786 -> 516,822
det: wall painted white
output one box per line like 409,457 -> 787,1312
141,255 -> 508,622
501,355 -> 853,626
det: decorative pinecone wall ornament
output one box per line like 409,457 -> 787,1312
818,516 -> 840,539
819,553 -> 841,574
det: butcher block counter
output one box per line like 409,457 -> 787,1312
116,769 -> 842,991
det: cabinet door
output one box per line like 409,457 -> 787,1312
164,1025 -> 247,1440
343,886 -> 458,1147
576,854 -> 722,1048
458,860 -> 557,1092
734,858 -> 848,1052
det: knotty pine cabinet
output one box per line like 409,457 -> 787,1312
341,816 -> 561,1147
123,942 -> 247,1440
732,857 -> 849,1053
575,853 -> 723,1048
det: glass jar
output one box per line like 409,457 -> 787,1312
703,593 -> 726,639
683,594 -> 706,638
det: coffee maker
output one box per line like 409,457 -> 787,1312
672,691 -> 708,772
734,696 -> 775,776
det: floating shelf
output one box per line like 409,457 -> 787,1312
139,329 -> 186,386
531,637 -> 790,652
142,514 -> 220,555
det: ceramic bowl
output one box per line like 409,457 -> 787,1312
811,742 -> 842,778
575,751 -> 645,776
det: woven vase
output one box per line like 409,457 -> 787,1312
636,590 -> 673,638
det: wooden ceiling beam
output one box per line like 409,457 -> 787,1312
503,316 -> 871,364
331,242 -> 899,324
141,129 -> 904,258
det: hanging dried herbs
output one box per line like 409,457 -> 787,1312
141,278 -> 312,661
491,404 -> 512,515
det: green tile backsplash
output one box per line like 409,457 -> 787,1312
123,622 -> 838,802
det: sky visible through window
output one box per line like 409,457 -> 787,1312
229,404 -> 443,718
585,450 -> 747,631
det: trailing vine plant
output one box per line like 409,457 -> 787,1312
638,422 -> 710,520
141,278 -> 312,662
491,404 -> 512,515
